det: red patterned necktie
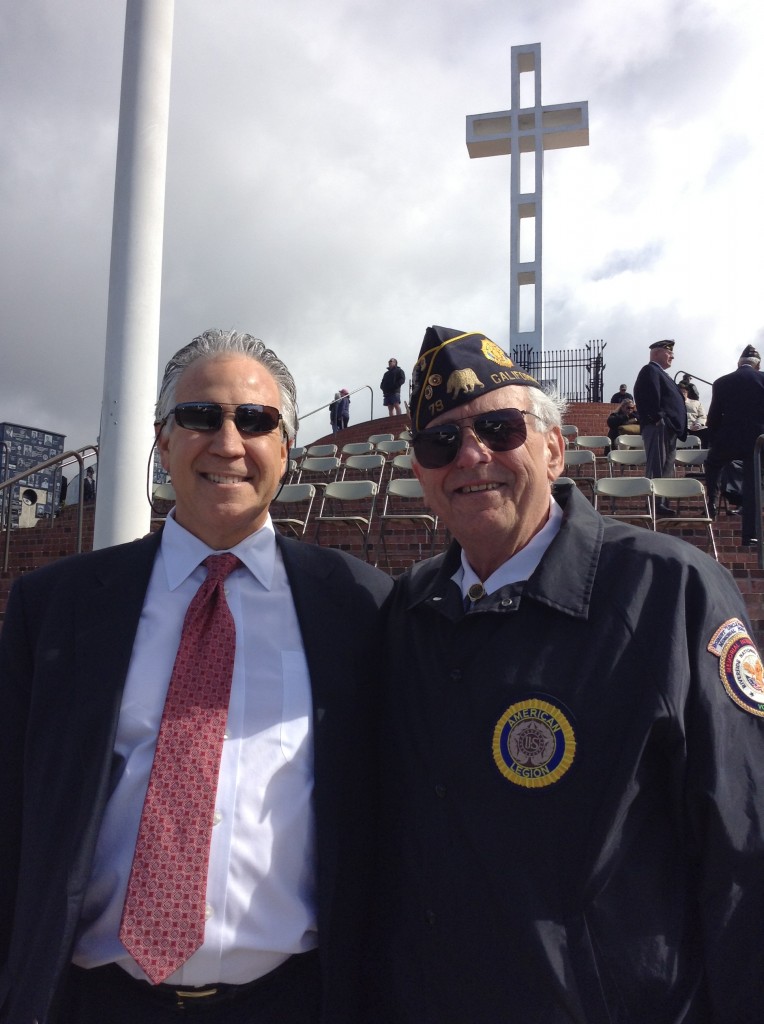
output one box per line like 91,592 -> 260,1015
119,552 -> 241,985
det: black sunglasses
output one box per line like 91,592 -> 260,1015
412,408 -> 542,469
170,402 -> 283,435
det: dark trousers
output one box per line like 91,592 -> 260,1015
642,421 -> 677,480
61,950 -> 321,1024
706,445 -> 762,540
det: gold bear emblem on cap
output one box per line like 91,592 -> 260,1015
446,368 -> 484,398
481,339 -> 515,367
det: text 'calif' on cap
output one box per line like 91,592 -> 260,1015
410,326 -> 541,431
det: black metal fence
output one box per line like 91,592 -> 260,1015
511,339 -> 606,403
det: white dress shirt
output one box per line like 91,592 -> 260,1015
73,514 -> 317,985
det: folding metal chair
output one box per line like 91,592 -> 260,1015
340,442 -> 373,459
676,435 -> 701,449
271,483 -> 316,538
286,445 -> 306,483
375,439 -> 409,458
674,448 -> 708,478
296,456 -> 341,489
376,477 -> 438,569
340,453 -> 386,487
306,443 -> 338,458
616,434 -> 645,450
651,477 -> 718,560
607,449 -> 647,477
594,477 -> 654,528
314,480 -> 379,560
563,449 -> 596,497
368,433 -> 394,445
389,453 -> 414,479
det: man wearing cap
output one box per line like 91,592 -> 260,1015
633,340 -> 687,508
609,383 -> 633,403
367,325 -> 764,1024
704,344 -> 764,544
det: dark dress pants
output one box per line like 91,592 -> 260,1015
706,444 -> 761,540
642,421 -> 677,480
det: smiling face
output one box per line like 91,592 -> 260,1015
156,353 -> 288,549
412,385 -> 565,580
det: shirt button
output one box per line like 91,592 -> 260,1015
450,669 -> 462,682
205,904 -> 213,920
213,811 -> 222,825
425,910 -> 436,926
501,597 -> 514,608
435,784 -> 446,798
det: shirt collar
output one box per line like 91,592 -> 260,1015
161,510 -> 278,591
455,496 -> 564,600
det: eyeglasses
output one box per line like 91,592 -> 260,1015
170,402 -> 283,435
412,408 -> 543,469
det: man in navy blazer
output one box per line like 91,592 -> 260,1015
633,339 -> 688,512
0,329 -> 392,1024
705,344 -> 764,544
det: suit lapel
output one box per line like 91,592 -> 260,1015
276,534 -> 337,713
65,532 -> 162,892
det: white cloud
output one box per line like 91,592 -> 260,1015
1,0 -> 761,450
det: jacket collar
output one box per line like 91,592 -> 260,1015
404,483 -> 602,622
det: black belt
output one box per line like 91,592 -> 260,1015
71,949 -> 319,1011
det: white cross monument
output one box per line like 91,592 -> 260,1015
466,43 -> 589,358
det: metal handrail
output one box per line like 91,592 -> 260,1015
755,433 -> 764,569
299,385 -> 374,430
673,370 -> 713,388
1,446 -> 98,572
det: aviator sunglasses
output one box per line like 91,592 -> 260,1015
412,408 -> 542,469
169,402 -> 283,435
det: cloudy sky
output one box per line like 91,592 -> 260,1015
2,0 -> 762,453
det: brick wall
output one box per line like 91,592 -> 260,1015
1,406 -> 762,646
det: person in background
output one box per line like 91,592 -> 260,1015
633,339 -> 687,513
83,466 -> 96,502
0,328 -> 392,1023
704,343 -> 764,545
606,397 -> 639,447
609,383 -> 633,403
336,389 -> 350,431
679,374 -> 700,400
368,324 -> 764,1024
329,392 -> 342,433
678,381 -> 708,446
380,358 -> 406,416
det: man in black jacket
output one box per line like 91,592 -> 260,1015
380,358 -> 406,416
633,339 -> 688,503
704,344 -> 764,544
368,324 -> 764,1024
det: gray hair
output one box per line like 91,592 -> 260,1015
155,329 -> 299,442
739,355 -> 761,370
526,386 -> 567,431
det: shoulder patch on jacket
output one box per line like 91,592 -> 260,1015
708,618 -> 764,716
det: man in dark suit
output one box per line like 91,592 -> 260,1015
633,338 -> 688,514
0,329 -> 392,1024
705,344 -> 764,544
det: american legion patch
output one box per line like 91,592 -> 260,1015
492,697 -> 576,789
708,618 -> 764,717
